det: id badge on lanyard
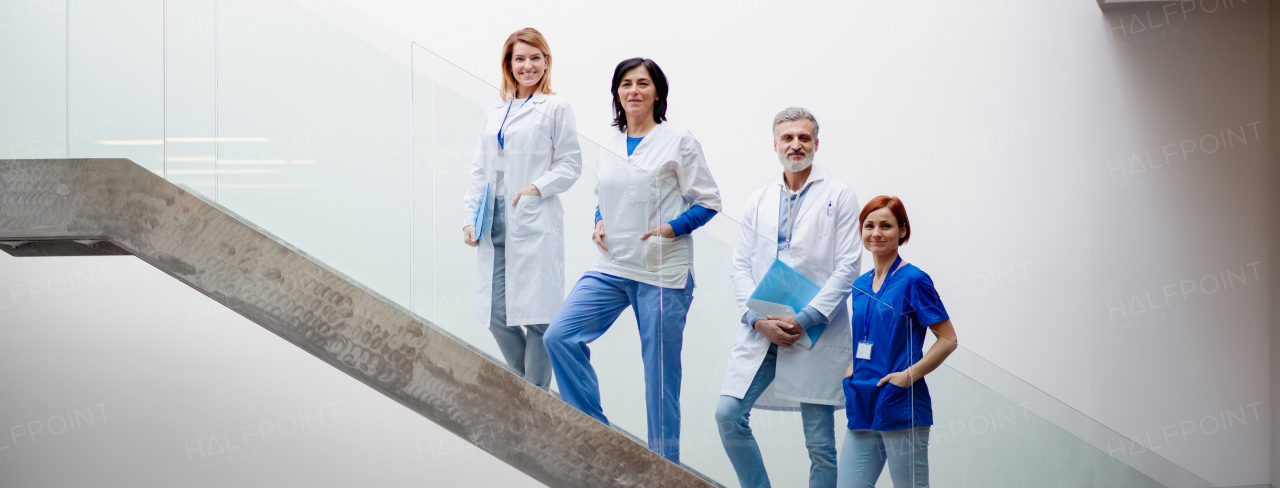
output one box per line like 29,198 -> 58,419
498,94 -> 532,157
856,294 -> 875,360
856,255 -> 903,362
856,340 -> 873,360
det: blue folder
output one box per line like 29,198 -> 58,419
747,258 -> 826,348
473,183 -> 490,239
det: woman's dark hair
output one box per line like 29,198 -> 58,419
610,58 -> 668,132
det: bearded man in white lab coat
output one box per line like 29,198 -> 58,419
716,107 -> 862,488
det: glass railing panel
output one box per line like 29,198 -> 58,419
411,72 -> 492,353
567,136 -> 653,449
215,0 -> 410,306
163,0 -> 216,190
67,0 -> 163,171
0,0 -> 67,160
671,215 -> 755,480
928,362 -> 1166,487
408,50 -> 436,325
936,345 -> 1214,488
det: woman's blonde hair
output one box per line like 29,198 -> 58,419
499,28 -> 555,101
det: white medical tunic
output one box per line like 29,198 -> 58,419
590,123 -> 722,289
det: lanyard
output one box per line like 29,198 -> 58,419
784,184 -> 809,251
861,255 -> 903,342
498,94 -> 533,153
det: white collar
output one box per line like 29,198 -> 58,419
773,166 -> 830,193
506,92 -> 549,105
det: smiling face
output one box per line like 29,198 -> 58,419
509,42 -> 547,93
861,207 -> 903,257
617,65 -> 656,121
774,119 -> 818,172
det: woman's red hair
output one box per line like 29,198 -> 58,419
859,196 -> 911,245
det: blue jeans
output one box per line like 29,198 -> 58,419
716,344 -> 837,488
543,271 -> 694,463
836,426 -> 930,488
487,195 -> 552,389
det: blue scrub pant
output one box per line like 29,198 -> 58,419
716,344 -> 837,488
544,271 -> 694,463
836,426 -> 930,488
486,196 -> 552,389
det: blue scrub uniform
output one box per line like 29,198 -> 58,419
844,258 -> 948,431
838,258 -> 948,488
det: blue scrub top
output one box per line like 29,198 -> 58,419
844,260 -> 949,431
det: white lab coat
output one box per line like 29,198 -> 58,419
590,122 -> 722,289
721,167 -> 861,410
462,93 -> 582,328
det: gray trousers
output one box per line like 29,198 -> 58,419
488,195 -> 552,390
836,426 -> 930,488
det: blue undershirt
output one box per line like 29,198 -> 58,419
593,134 -> 719,237
667,205 -> 717,236
626,136 -> 643,156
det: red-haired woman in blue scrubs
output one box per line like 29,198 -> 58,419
837,196 -> 958,488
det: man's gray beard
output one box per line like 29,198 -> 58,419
779,151 -> 814,172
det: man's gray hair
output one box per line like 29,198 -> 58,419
772,107 -> 819,139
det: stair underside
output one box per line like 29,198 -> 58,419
0,158 -> 715,488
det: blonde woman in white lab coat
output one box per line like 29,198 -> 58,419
461,28 -> 582,390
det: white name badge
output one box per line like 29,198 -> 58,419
856,341 -> 873,360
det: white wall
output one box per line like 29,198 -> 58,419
0,253 -> 544,488
0,0 -> 1272,486
338,0 -> 1273,485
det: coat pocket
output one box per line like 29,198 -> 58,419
844,377 -> 877,428
511,195 -> 545,236
522,121 -> 555,155
642,236 -> 689,270
629,169 -> 657,203
813,208 -> 835,238
875,382 -> 914,429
